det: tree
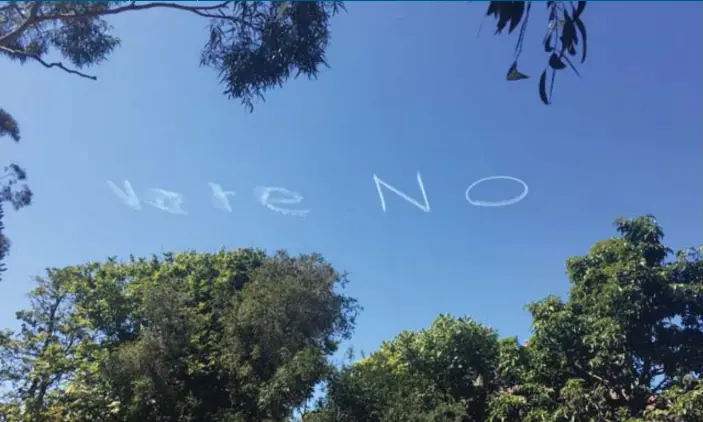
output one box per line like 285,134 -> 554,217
305,216 -> 703,422
0,204 -> 7,276
306,315 -> 500,422
0,1 -> 588,276
0,1 -> 587,107
0,248 -> 359,421
0,111 -> 33,281
496,215 -> 703,422
2,216 -> 700,420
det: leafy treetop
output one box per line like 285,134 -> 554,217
305,216 -> 703,422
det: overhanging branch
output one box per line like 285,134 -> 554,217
0,46 -> 97,80
0,1 -> 243,83
0,2 -> 40,46
39,1 -> 234,23
0,2 -> 237,49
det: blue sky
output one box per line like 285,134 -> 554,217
1,2 -> 702,360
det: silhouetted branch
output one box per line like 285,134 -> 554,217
0,46 -> 97,80
33,1 -> 234,25
0,3 -> 39,46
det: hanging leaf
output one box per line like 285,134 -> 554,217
486,2 -> 512,34
548,3 -> 557,22
209,28 -> 217,44
561,14 -> 578,52
544,32 -> 554,52
562,55 -> 581,77
486,1 -> 501,17
508,1 -> 525,34
573,1 -> 587,21
539,70 -> 549,105
548,52 -> 567,70
574,18 -> 588,63
506,61 -> 529,81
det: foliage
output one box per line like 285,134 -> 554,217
487,1 -> 588,104
305,216 -> 703,422
1,216 -> 700,420
0,109 -> 33,280
0,1 -> 343,109
0,1 -> 588,109
0,204 -> 7,276
0,248 -> 359,421
306,315 -> 499,422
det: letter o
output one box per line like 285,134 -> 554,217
465,176 -> 529,207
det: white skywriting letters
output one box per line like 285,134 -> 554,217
209,182 -> 236,212
107,180 -> 310,217
107,180 -> 141,210
373,172 -> 431,213
144,188 -> 188,215
107,172 -> 528,216
255,186 -> 310,216
464,176 -> 529,207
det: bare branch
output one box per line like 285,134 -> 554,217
0,46 -> 97,80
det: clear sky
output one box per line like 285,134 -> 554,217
1,2 -> 702,360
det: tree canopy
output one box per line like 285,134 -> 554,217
0,249 -> 359,421
0,1 -> 587,110
305,216 -> 703,422
1,216 -> 701,421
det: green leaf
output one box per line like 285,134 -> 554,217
486,1 -> 501,17
508,1 -> 526,34
548,52 -> 567,70
538,70 -> 550,104
573,1 -> 587,21
562,55 -> 581,77
561,13 -> 578,54
544,33 -> 554,53
506,61 -> 529,81
574,18 -> 588,63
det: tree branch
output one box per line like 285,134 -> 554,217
0,3 -> 26,19
0,2 -> 239,84
0,2 -> 237,51
0,2 -> 40,46
0,46 -> 97,80
43,1 -> 235,22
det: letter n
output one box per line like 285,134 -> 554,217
373,172 -> 430,213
